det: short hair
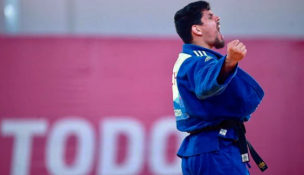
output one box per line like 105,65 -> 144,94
174,1 -> 210,43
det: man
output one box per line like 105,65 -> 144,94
172,1 -> 267,174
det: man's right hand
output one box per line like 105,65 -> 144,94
226,40 -> 247,66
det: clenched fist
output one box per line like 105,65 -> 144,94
226,40 -> 247,66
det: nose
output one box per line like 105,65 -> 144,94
215,16 -> 220,22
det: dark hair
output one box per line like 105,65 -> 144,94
174,1 -> 210,43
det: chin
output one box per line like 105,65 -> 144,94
214,39 -> 225,49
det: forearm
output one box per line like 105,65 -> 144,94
217,39 -> 247,84
194,56 -> 237,99
217,57 -> 237,84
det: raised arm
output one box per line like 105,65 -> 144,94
218,40 -> 247,84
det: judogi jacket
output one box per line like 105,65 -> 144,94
172,44 -> 264,157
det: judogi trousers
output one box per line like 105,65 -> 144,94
181,138 -> 250,175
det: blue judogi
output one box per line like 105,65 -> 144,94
172,44 -> 264,175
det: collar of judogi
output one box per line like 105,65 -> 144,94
182,44 -> 223,59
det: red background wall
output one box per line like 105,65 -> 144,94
0,36 -> 303,175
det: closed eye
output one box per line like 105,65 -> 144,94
208,14 -> 213,19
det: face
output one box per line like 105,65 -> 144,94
196,10 -> 225,49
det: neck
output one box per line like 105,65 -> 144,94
191,39 -> 213,49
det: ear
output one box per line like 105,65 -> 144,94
192,25 -> 203,36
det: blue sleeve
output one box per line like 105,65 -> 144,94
191,55 -> 238,99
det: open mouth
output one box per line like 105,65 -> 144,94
217,22 -> 221,32
217,21 -> 224,40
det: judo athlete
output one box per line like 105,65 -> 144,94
172,1 -> 268,174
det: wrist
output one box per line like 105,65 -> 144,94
225,56 -> 237,67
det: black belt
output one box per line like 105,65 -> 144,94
188,121 -> 268,172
